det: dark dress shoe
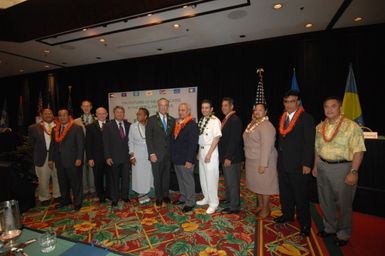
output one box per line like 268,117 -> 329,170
74,205 -> 82,211
163,197 -> 171,203
221,208 -> 240,214
41,200 -> 50,206
111,201 -> 118,207
155,200 -> 163,207
122,198 -> 130,203
173,200 -> 185,205
55,203 -> 69,209
182,206 -> 194,213
317,230 -> 336,238
300,227 -> 310,237
219,199 -> 229,204
53,197 -> 62,203
335,238 -> 349,247
274,216 -> 294,224
99,198 -> 106,204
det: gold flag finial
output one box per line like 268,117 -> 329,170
256,68 -> 264,79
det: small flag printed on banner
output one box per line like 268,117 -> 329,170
133,91 -> 140,96
173,88 -> 181,94
109,93 -> 116,98
188,88 -> 196,93
159,89 -> 166,95
121,92 -> 127,97
146,91 -> 153,96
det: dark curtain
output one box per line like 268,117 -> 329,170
1,24 -> 385,134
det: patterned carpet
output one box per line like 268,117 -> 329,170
22,177 -> 328,256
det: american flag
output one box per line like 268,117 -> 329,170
255,69 -> 267,105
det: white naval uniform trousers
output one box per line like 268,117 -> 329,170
198,116 -> 222,208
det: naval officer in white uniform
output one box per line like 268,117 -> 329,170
197,99 -> 222,214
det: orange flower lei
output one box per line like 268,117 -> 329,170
174,115 -> 193,139
54,118 -> 74,143
279,106 -> 304,137
221,111 -> 236,128
320,116 -> 344,142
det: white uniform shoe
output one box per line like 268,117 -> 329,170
206,206 -> 217,214
197,199 -> 208,206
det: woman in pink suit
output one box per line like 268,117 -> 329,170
243,103 -> 279,218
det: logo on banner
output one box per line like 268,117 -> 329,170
173,88 -> 181,94
146,91 -> 153,96
188,87 -> 196,93
121,92 -> 127,97
133,91 -> 140,96
159,89 -> 167,95
109,93 -> 116,98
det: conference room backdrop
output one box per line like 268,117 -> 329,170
1,23 -> 384,135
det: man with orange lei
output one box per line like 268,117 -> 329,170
275,90 -> 315,237
49,108 -> 84,211
312,96 -> 366,246
171,103 -> 199,213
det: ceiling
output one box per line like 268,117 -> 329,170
0,0 -> 384,78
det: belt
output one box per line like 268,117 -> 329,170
320,157 -> 351,164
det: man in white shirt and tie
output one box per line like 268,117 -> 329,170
86,107 -> 110,203
28,108 -> 61,206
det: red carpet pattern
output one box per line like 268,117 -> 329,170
23,177 -> 327,255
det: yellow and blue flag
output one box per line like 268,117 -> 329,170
342,64 -> 364,125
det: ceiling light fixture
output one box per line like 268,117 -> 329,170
305,23 -> 313,28
273,3 -> 283,10
99,38 -> 106,43
173,23 -> 180,29
19,69 -> 24,72
183,5 -> 188,8
147,13 -> 152,17
354,17 -> 363,22
45,65 -> 50,68
43,50 -> 50,55
82,28 -> 87,31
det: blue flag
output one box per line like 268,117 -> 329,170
342,64 -> 364,125
291,68 -> 302,105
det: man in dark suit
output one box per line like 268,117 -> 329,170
275,90 -> 315,237
103,105 -> 131,207
146,98 -> 175,207
28,108 -> 61,205
86,107 -> 109,203
171,103 -> 199,212
49,109 -> 84,211
218,97 -> 243,214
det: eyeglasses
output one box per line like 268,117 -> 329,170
283,99 -> 297,104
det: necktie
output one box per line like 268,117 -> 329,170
162,115 -> 167,132
47,123 -> 52,133
101,122 -> 105,130
284,115 -> 290,129
59,125 -> 64,136
119,122 -> 125,139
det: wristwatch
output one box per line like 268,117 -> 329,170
350,169 -> 358,175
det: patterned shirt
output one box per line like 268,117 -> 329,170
315,116 -> 366,161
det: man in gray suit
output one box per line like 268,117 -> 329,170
146,98 -> 175,207
103,106 -> 131,207
49,109 -> 84,211
28,108 -> 61,206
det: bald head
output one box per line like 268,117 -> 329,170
178,103 -> 191,120
95,107 -> 108,122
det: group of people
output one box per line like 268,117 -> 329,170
28,89 -> 366,246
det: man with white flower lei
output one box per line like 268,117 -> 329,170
196,99 -> 222,214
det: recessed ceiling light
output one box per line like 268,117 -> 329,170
82,28 -> 87,31
273,3 -> 283,10
305,23 -> 313,28
99,38 -> 106,43
147,13 -> 152,17
173,23 -> 180,29
19,69 -> 24,73
354,17 -> 363,22
183,5 -> 188,9
43,50 -> 50,54
45,65 -> 50,68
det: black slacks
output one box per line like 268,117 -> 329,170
151,156 -> 171,201
110,162 -> 130,203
